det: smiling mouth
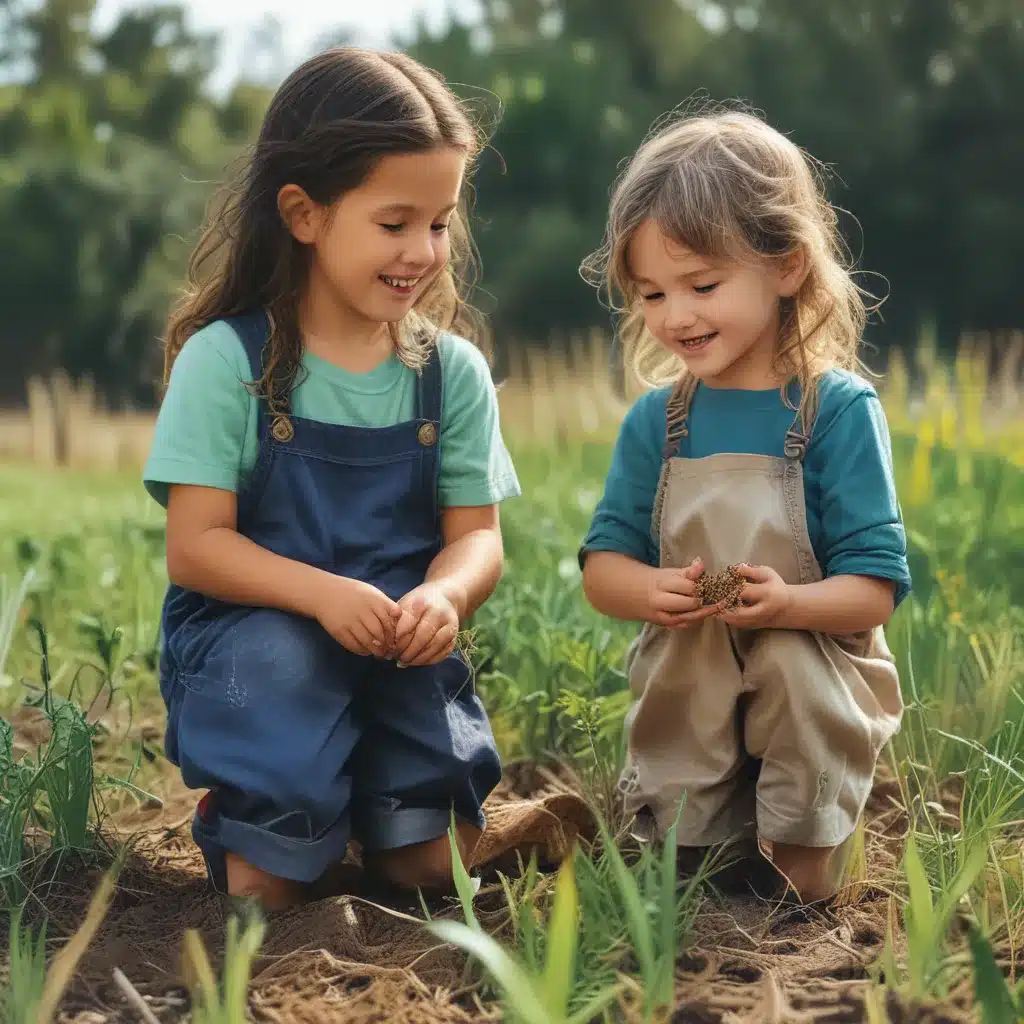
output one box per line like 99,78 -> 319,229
677,331 -> 717,350
380,274 -> 422,292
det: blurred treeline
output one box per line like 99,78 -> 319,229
1,0 -> 1022,407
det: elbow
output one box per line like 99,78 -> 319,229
165,542 -> 192,589
477,527 -> 505,604
876,592 -> 896,629
865,578 -> 896,630
580,553 -> 601,611
166,534 -> 207,590
491,544 -> 506,592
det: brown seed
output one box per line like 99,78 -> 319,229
696,564 -> 746,609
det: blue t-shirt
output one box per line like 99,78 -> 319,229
581,370 -> 911,608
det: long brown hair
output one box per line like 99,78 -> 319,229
165,46 -> 485,437
582,104 -> 878,418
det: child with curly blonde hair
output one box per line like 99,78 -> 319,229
580,107 -> 909,904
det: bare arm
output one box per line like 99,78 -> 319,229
165,484 -> 400,652
581,550 -> 721,627
425,504 -> 505,624
582,550 -> 660,622
166,484 -> 325,616
390,504 -> 505,666
775,575 -> 896,633
720,563 -> 896,634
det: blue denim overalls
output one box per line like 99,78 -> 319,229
158,311 -> 502,891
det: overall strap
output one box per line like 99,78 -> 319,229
413,340 -> 443,534
224,309 -> 296,442
223,310 -> 272,388
662,373 -> 699,459
221,310 -> 277,528
783,376 -> 821,462
652,373 -> 698,548
415,341 -> 444,425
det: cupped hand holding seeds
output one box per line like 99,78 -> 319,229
715,562 -> 793,629
646,557 -> 729,628
392,581 -> 461,667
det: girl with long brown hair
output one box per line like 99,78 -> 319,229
145,47 -> 519,910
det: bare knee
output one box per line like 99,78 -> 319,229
373,823 -> 482,891
225,851 -> 305,911
769,841 -> 842,903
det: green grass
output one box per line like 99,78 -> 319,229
182,907 -> 267,1024
0,424 -> 1023,1018
1,906 -> 48,1024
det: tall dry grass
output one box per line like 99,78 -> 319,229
0,330 -> 1021,470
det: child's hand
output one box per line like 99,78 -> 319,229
647,557 -> 725,628
717,563 -> 792,629
393,582 -> 461,667
316,577 -> 402,657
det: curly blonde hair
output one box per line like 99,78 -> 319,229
582,104 -> 878,415
164,47 -> 487,441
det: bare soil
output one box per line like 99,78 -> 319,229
2,707 -> 999,1023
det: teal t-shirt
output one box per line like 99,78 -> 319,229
143,319 -> 521,509
581,370 -> 912,608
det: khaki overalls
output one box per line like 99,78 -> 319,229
618,376 -> 904,850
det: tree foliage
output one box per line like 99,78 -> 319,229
2,0 -> 1021,403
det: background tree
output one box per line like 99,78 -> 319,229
1,0 -> 1021,404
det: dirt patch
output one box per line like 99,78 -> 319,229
8,763 -> 597,1023
1,742 -> 993,1023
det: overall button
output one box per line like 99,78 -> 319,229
272,416 -> 295,443
417,422 -> 437,446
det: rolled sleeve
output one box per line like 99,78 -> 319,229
813,393 -> 912,608
579,389 -> 667,569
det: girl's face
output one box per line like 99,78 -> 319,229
627,217 -> 805,389
283,147 -> 466,334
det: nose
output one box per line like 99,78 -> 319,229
663,293 -> 698,332
400,228 -> 437,270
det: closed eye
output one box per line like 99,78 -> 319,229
641,291 -> 664,302
380,223 -> 404,233
694,283 -> 718,294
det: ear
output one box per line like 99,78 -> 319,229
277,184 -> 323,245
776,247 -> 810,298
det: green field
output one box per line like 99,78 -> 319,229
1,390 -> 1023,1022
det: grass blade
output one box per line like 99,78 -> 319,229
0,569 -> 35,680
934,839 -> 990,925
902,832 -> 935,998
968,924 -> 1018,1024
36,869 -> 116,1022
541,856 -> 578,1018
593,816 -> 656,992
427,919 -> 552,1024
1,906 -> 48,1023
657,818 -> 680,1008
447,813 -> 481,931
566,983 -> 628,1024
181,930 -> 220,1022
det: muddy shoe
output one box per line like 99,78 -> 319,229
676,845 -> 712,880
767,889 -> 840,928
706,838 -> 788,900
357,868 -> 481,918
628,806 -> 659,845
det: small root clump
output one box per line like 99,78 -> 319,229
696,564 -> 746,609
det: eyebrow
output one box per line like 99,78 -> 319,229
633,267 -> 716,285
376,202 -> 457,216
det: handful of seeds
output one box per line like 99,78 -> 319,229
695,564 -> 746,610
